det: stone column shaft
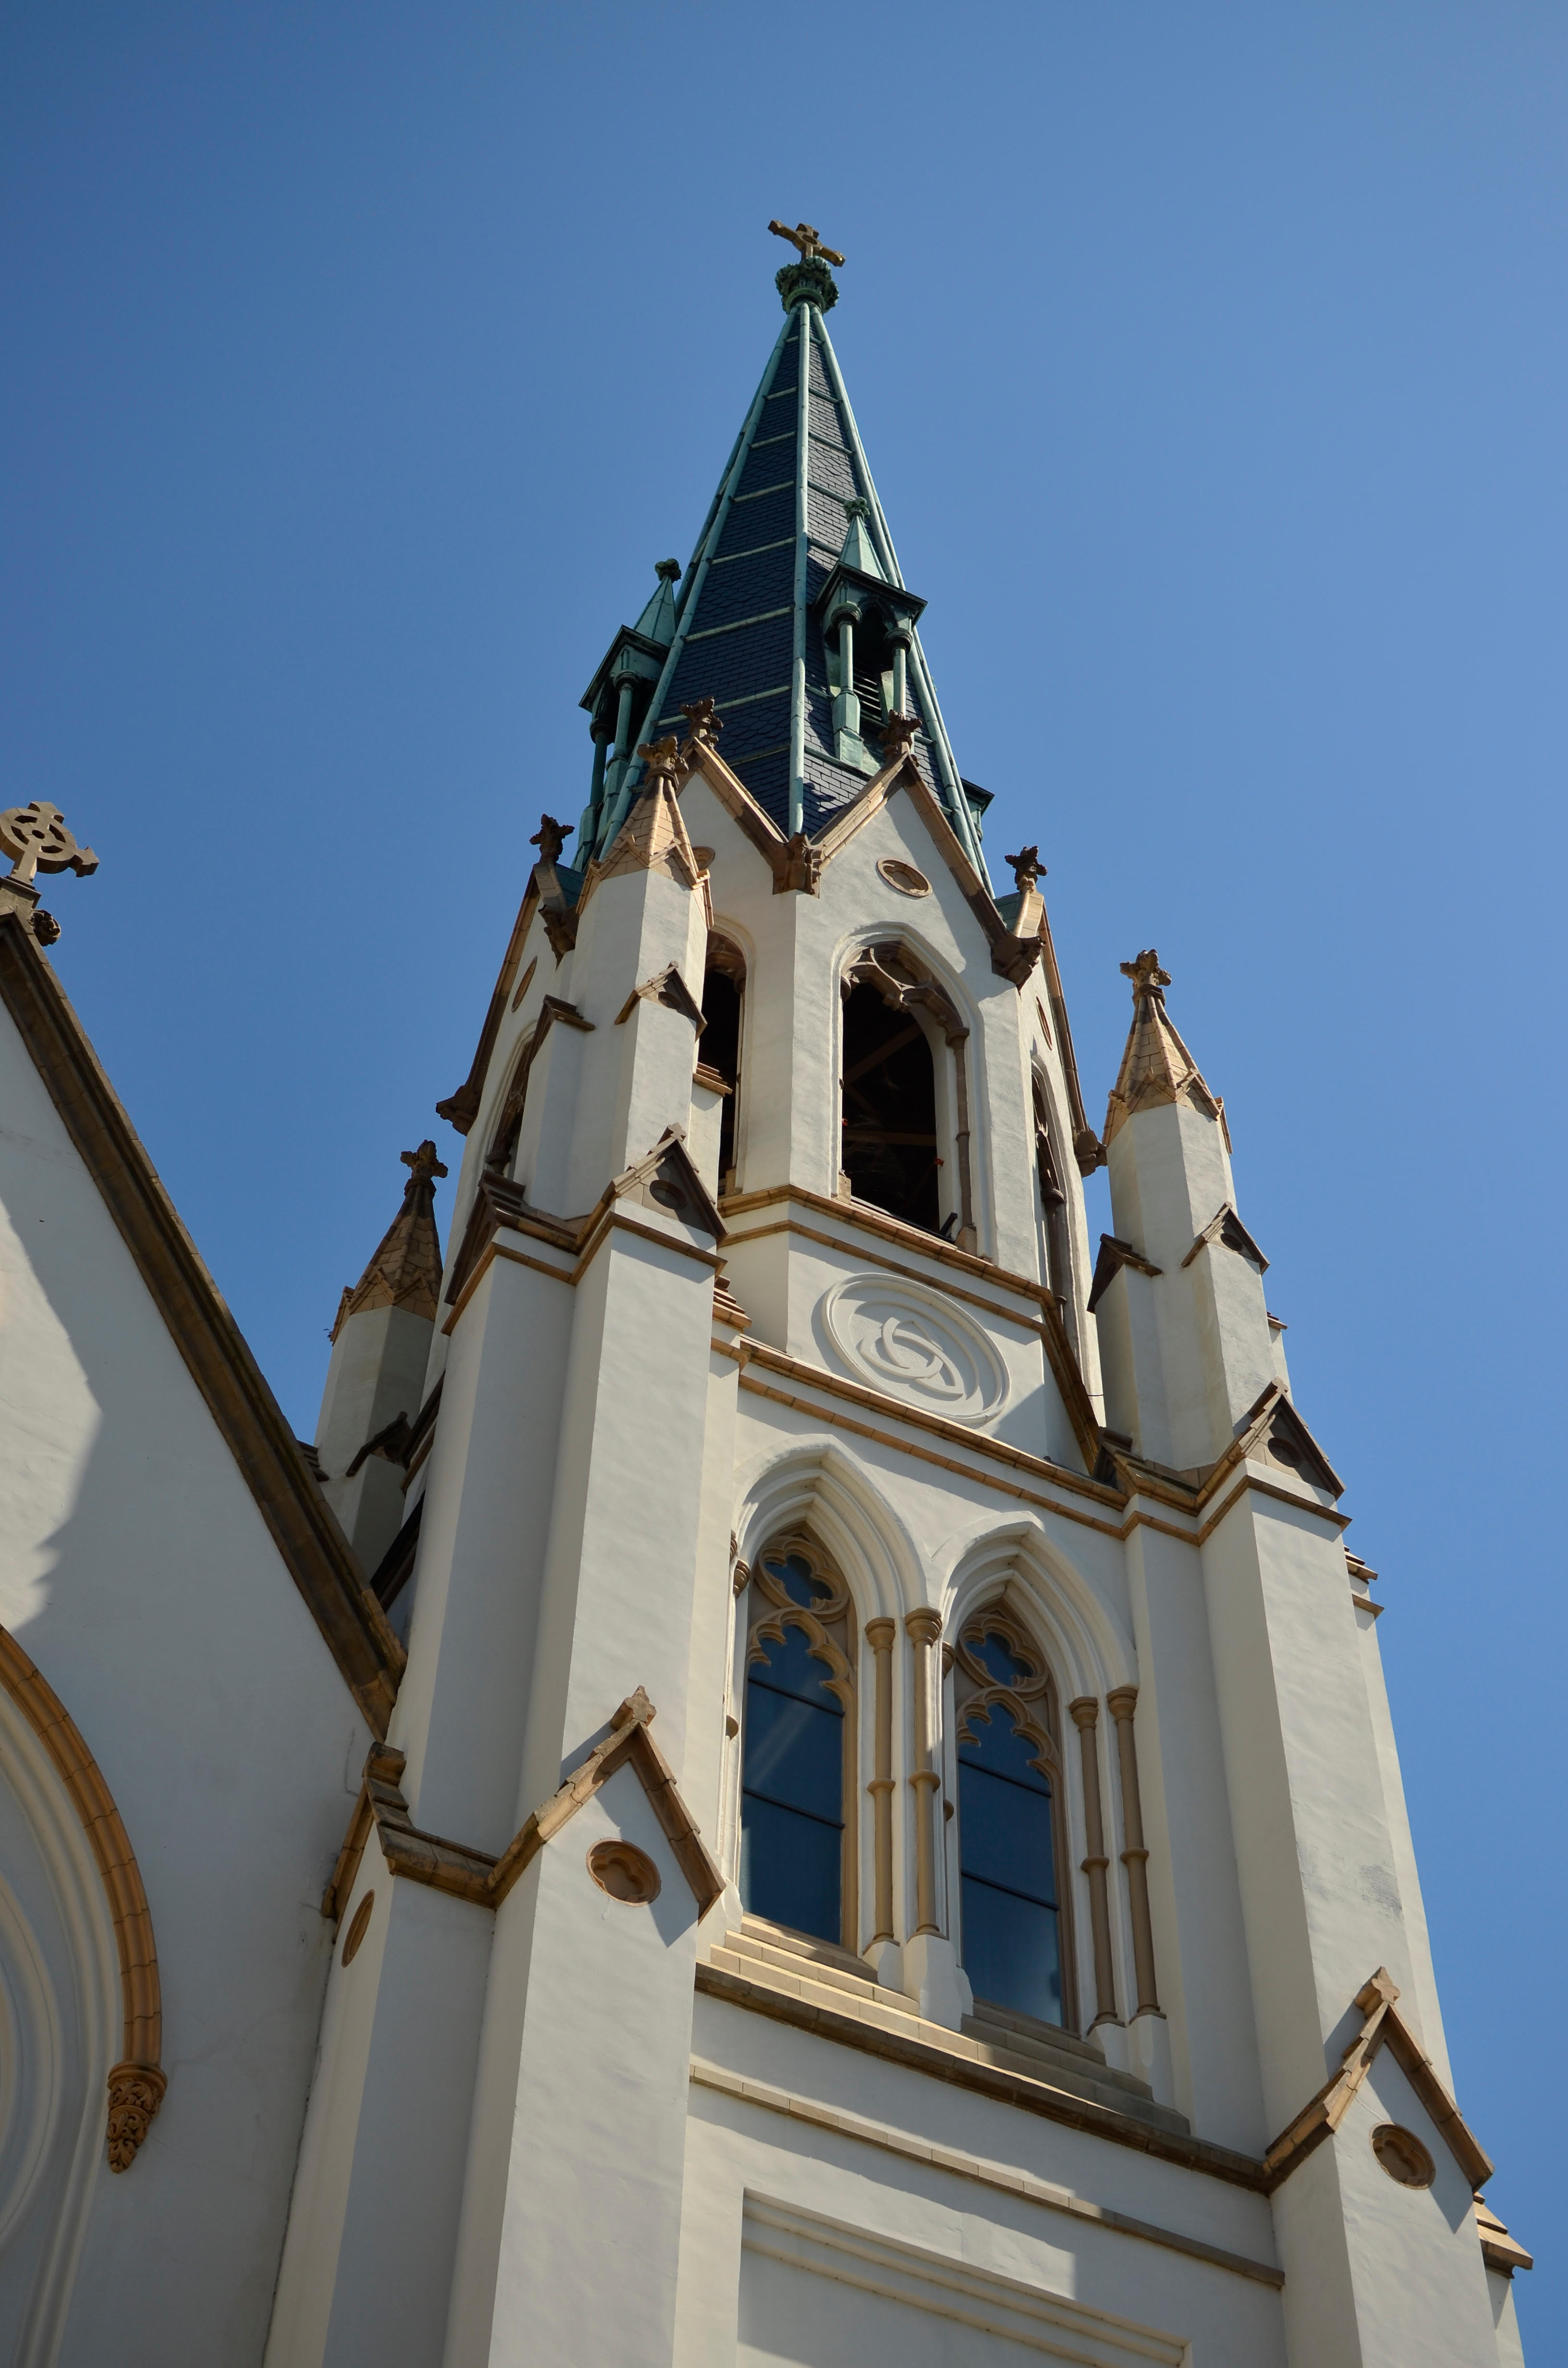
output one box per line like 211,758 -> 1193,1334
1068,1696 -> 1119,2028
906,1610 -> 942,1937
865,1618 -> 896,1946
1107,1685 -> 1160,2016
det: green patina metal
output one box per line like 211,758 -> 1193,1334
576,239 -> 992,887
775,258 -> 837,314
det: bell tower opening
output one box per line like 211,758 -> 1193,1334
702,936 -> 745,1192
840,982 -> 940,1233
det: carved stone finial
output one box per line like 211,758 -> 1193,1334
768,219 -> 846,268
654,558 -> 682,584
0,801 -> 98,887
1004,844 -> 1043,892
401,1139 -> 448,1190
636,734 -> 682,787
845,496 -> 870,521
679,697 -> 723,749
881,713 -> 919,761
106,2061 -> 167,2171
1121,949 -> 1172,997
530,814 -> 572,864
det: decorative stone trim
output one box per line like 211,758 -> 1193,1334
324,1690 -> 724,1926
1106,1688 -> 1161,2020
1069,1697 -> 1119,2030
0,1625 -> 164,2169
694,1958 -> 1264,2191
1263,1966 -> 1494,2195
688,2058 -> 1283,2287
905,1610 -> 943,1937
864,1618 -> 896,1947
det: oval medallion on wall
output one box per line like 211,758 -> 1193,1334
1371,2124 -> 1435,2189
586,1839 -> 662,1904
819,1275 -> 1008,1424
877,858 -> 931,897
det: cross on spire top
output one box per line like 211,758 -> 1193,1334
402,1140 -> 449,1189
1121,949 -> 1172,997
768,220 -> 845,267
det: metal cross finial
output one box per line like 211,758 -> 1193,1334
401,1140 -> 448,1188
1121,949 -> 1172,995
679,698 -> 723,749
530,814 -> 572,864
769,220 -> 846,268
0,801 -> 98,887
637,734 -> 682,785
1004,845 -> 1043,892
881,713 -> 919,761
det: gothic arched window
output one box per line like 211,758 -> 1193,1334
1032,1069 -> 1071,1316
840,943 -> 973,1244
739,1543 -> 855,1945
953,1608 -> 1071,2028
702,935 -> 745,1193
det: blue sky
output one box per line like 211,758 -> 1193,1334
3,4 -> 1563,2343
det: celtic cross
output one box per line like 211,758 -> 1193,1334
0,802 -> 98,887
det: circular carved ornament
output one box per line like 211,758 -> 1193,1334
587,1840 -> 662,1904
341,1890 -> 375,1967
877,857 -> 931,897
1371,2123 -> 1435,2189
819,1274 -> 1008,1424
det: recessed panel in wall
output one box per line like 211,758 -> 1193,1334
737,2196 -> 1186,2368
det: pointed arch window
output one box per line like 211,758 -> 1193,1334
954,1608 -> 1072,2028
702,935 -> 746,1193
840,943 -> 975,1247
739,1544 -> 856,1946
1032,1070 -> 1071,1314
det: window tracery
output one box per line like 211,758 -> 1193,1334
738,1539 -> 857,1948
952,1603 -> 1074,2030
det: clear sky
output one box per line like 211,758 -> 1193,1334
3,4 -> 1563,2344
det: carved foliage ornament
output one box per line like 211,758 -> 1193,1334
106,2063 -> 167,2174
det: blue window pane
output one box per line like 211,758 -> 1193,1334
762,1554 -> 832,1611
967,1628 -> 1036,1689
958,1703 -> 1051,1794
961,1876 -> 1063,2024
743,1680 -> 844,1824
957,1760 -> 1057,1906
749,1622 -> 844,1711
740,1794 -> 841,1942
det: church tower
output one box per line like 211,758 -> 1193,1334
266,228 -> 1531,2368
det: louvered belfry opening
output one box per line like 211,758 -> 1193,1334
840,983 -> 940,1233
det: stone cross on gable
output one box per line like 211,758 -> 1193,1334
637,735 -> 682,787
1121,949 -> 1173,996
0,801 -> 98,886
881,713 -> 919,760
1004,845 -> 1043,892
402,1140 -> 449,1190
530,815 -> 572,864
679,699 -> 723,749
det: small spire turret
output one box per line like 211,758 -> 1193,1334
314,1142 -> 448,1576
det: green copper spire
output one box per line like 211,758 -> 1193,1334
581,232 -> 989,881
